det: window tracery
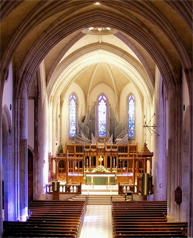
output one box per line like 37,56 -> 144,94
69,94 -> 77,137
128,94 -> 135,138
98,95 -> 107,137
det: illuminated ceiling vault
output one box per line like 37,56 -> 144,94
0,0 -> 192,103
47,35 -> 153,105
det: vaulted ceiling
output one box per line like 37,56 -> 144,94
0,0 -> 192,102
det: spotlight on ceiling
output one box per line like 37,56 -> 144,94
82,27 -> 117,35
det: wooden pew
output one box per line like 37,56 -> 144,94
3,200 -> 85,238
112,201 -> 188,238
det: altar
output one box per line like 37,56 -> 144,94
85,173 -> 116,185
49,142 -> 153,191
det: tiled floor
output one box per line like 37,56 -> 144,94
80,205 -> 112,238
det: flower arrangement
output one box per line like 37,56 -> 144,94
92,165 -> 109,173
57,144 -> 63,154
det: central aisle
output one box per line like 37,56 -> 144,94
80,205 -> 113,238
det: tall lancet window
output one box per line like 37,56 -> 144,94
98,95 -> 107,137
128,94 -> 135,138
69,94 -> 77,137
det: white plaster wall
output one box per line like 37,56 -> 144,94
119,82 -> 144,150
88,83 -> 116,114
61,82 -> 85,153
2,63 -> 13,123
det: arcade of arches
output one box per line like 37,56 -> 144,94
0,1 -> 192,237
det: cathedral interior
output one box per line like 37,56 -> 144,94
0,0 -> 192,237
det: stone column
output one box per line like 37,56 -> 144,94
167,87 -> 182,221
0,89 -> 3,234
187,72 -> 193,237
32,65 -> 49,200
19,84 -> 28,221
152,72 -> 167,201
189,99 -> 193,237
1,107 -> 15,221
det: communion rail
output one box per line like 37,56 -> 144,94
46,183 -> 81,194
118,182 -> 137,194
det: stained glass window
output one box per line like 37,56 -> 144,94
98,95 -> 107,137
128,94 -> 135,138
69,94 -> 77,137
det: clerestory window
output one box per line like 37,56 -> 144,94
128,94 -> 135,138
98,94 -> 107,137
69,94 -> 77,137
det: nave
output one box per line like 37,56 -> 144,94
80,205 -> 112,238
1,1 -> 192,236
2,186 -> 188,238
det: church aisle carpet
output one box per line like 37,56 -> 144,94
80,205 -> 112,238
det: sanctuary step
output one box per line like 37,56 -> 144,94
69,194 -> 126,205
68,194 -> 87,202
82,184 -> 119,195
88,195 -> 110,205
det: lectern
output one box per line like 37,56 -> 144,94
125,191 -> 133,201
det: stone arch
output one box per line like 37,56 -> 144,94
10,6 -> 185,99
47,44 -> 154,101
